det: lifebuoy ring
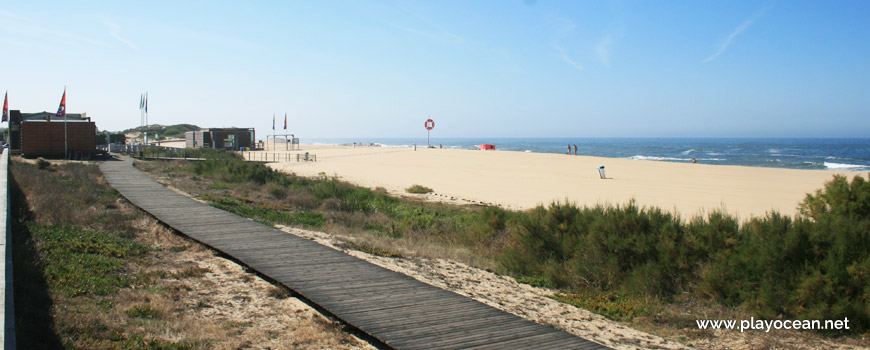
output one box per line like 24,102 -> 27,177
425,119 -> 435,130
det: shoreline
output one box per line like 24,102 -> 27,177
259,145 -> 864,222
295,137 -> 870,172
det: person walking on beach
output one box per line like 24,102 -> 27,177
567,144 -> 571,155
573,144 -> 578,155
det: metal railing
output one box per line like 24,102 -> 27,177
242,152 -> 316,162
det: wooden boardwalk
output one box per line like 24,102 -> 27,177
100,158 -> 609,350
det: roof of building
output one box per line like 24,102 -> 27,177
20,111 -> 88,121
200,128 -> 254,132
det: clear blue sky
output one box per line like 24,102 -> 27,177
2,0 -> 868,138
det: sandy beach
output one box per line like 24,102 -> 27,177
258,144 -> 863,221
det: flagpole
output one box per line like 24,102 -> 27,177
141,93 -> 145,145
64,86 -> 68,159
146,93 -> 148,145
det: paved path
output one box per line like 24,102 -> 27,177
100,157 -> 609,350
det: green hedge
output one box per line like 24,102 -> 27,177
502,175 -> 870,332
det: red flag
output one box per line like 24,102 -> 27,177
284,113 -> 287,130
2,92 -> 7,122
56,88 -> 66,120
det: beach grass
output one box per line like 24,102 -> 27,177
8,157 -> 382,349
9,160 -> 201,348
144,151 -> 870,334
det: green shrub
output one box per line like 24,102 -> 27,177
460,206 -> 516,247
346,241 -> 402,258
406,184 -> 433,194
701,175 -> 870,331
501,201 -> 696,296
36,158 -> 51,170
551,291 -> 652,321
125,305 -> 162,319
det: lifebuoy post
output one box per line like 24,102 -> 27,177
424,118 -> 435,147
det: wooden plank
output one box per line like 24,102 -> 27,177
352,304 -> 490,330
385,314 -> 534,342
319,291 -> 472,315
467,331 -> 603,350
391,321 -> 553,350
293,278 -> 423,296
335,290 -> 479,313
451,332 -> 578,350
303,282 -> 439,301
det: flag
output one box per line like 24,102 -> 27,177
2,91 -> 8,122
145,92 -> 148,113
284,113 -> 287,130
272,113 -> 275,130
55,88 -> 66,120
140,93 -> 144,109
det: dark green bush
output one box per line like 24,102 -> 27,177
702,175 -> 870,331
501,201 -> 696,296
500,175 -> 870,331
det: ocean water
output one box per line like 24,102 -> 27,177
306,138 -> 870,171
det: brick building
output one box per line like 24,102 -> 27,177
8,110 -> 97,158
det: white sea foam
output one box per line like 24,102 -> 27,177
630,155 -> 687,161
824,162 -> 870,171
681,149 -> 696,155
629,155 -> 724,162
378,143 -> 413,148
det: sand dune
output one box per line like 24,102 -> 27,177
261,145 -> 863,221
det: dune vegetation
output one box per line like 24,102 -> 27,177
138,150 -> 870,334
